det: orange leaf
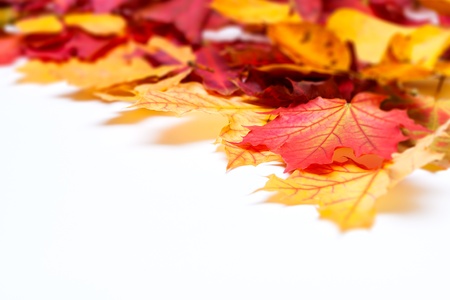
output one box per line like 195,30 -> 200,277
267,22 -> 351,72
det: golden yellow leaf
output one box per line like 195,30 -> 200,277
267,23 -> 351,72
16,60 -> 61,84
327,9 -> 412,64
263,164 -> 390,229
222,141 -> 282,170
219,111 -> 274,143
133,81 -> 268,116
210,0 -> 301,24
15,14 -> 63,34
261,120 -> 450,230
18,44 -> 179,89
63,13 -> 126,36
362,63 -> 432,83
97,69 -> 192,102
146,36 -> 195,64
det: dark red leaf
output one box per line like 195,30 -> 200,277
193,45 -> 239,95
135,0 -> 211,44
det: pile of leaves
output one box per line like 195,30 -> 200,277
2,0 -> 450,230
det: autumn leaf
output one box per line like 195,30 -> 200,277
132,81 -> 273,146
267,22 -> 351,72
239,92 -> 423,171
97,69 -> 192,102
135,0 -> 211,44
63,13 -> 126,36
18,43 -> 179,88
133,81 -> 266,116
211,0 -> 301,24
327,8 -> 413,64
193,45 -> 239,95
222,141 -> 282,170
222,42 -> 293,67
15,15 -> 64,34
262,120 -> 450,230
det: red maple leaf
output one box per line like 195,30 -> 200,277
193,45 -> 239,95
239,92 -> 424,171
135,0 -> 211,44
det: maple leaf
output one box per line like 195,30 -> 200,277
18,43 -> 179,88
262,120 -> 450,230
222,141 -> 282,170
193,45 -> 239,95
239,92 -> 423,171
327,8 -> 413,64
97,69 -> 193,102
15,14 -> 64,34
132,81 -> 267,116
264,163 -> 390,229
63,13 -> 126,36
267,22 -> 351,72
132,81 -> 274,146
135,0 -> 211,44
211,0 -> 301,24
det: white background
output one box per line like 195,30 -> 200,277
1,64 -> 450,300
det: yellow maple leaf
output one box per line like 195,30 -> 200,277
261,120 -> 450,230
327,9 -> 412,64
132,81 -> 280,169
97,69 -> 193,102
210,0 -> 301,24
267,23 -> 351,72
133,81 -> 268,116
222,141 -> 282,170
15,14 -> 63,34
63,13 -> 126,36
362,63 -> 432,83
18,44 -> 179,89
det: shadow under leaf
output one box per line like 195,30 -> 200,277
104,109 -> 177,125
154,112 -> 228,145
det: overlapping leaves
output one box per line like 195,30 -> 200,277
2,0 -> 450,230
